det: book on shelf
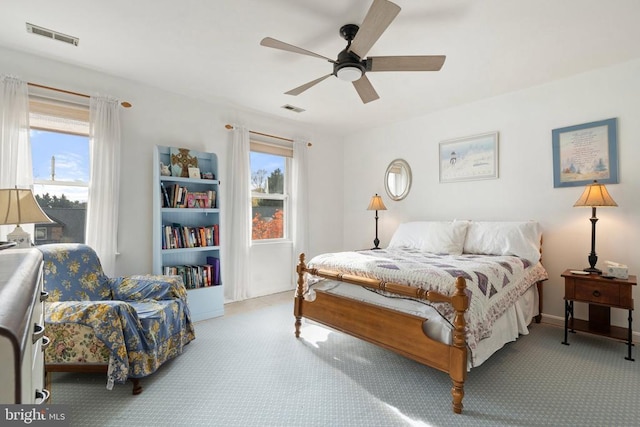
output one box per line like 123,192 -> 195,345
163,185 -> 215,209
176,186 -> 187,208
163,263 -> 220,289
166,184 -> 187,208
170,184 -> 178,208
206,256 -> 221,286
160,182 -> 171,208
161,223 -> 220,249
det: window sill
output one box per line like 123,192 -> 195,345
251,239 -> 292,246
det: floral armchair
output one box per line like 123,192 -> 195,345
39,243 -> 195,394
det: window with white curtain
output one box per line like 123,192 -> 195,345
250,139 -> 291,241
29,96 -> 90,244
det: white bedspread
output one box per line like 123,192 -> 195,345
307,248 -> 549,354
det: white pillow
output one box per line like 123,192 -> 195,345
463,221 -> 541,263
388,221 -> 469,255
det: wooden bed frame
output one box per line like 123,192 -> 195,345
295,252 -> 544,414
294,253 -> 470,414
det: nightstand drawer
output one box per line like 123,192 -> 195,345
573,280 -> 619,305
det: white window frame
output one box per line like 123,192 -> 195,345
29,92 -> 90,243
250,139 -> 292,243
29,95 -> 91,191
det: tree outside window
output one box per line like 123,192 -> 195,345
250,152 -> 287,240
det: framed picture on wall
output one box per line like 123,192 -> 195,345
439,131 -> 499,183
552,118 -> 618,188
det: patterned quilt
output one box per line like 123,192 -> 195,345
307,248 -> 548,352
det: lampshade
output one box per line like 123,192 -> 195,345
367,194 -> 387,211
0,188 -> 53,225
573,180 -> 618,208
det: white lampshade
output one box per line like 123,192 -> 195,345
1,188 -> 52,248
0,188 -> 52,225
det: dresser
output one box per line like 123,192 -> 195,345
0,248 -> 49,403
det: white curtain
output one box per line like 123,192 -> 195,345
291,138 -> 309,283
86,96 -> 121,276
226,125 -> 252,301
0,75 -> 34,238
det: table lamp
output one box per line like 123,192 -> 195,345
573,180 -> 617,274
367,193 -> 387,250
0,187 -> 53,248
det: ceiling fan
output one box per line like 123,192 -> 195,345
260,0 -> 446,104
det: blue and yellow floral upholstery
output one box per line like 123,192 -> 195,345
39,243 -> 195,389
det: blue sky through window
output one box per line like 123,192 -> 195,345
31,130 -> 89,182
250,151 -> 285,191
31,130 -> 89,202
251,152 -> 284,175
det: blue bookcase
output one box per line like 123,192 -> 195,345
152,145 -> 223,321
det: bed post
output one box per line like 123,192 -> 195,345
450,276 -> 469,414
536,236 -> 544,323
294,253 -> 306,338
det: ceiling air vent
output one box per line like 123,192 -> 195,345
26,23 -> 79,46
281,104 -> 305,113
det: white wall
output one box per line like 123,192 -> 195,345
342,59 -> 640,332
0,46 -> 345,299
4,45 -> 638,325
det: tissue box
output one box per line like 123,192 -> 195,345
605,261 -> 628,279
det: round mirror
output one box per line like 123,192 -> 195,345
384,159 -> 412,201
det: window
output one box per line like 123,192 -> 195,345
29,96 -> 90,244
250,140 -> 291,241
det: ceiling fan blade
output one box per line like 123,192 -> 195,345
348,0 -> 401,59
260,37 -> 334,62
367,55 -> 446,72
285,74 -> 333,96
352,75 -> 380,104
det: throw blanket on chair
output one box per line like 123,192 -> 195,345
41,244 -> 195,389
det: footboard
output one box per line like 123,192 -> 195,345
294,253 -> 469,414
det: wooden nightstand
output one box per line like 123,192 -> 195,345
561,269 -> 636,361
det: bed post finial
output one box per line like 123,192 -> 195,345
294,253 -> 307,338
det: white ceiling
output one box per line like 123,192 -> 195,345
2,0 -> 640,134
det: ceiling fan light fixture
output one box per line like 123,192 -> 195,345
336,66 -> 363,82
261,0 -> 445,103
